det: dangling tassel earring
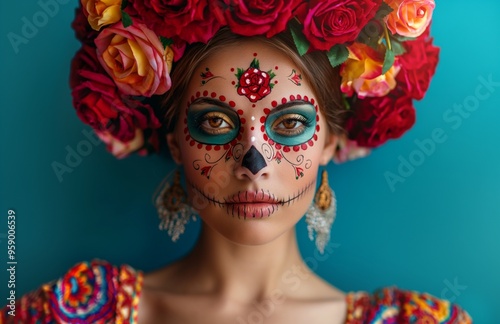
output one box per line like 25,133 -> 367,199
305,170 -> 336,254
154,170 -> 197,242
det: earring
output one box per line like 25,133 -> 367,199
154,170 -> 197,242
305,170 -> 336,254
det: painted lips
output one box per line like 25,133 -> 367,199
226,191 -> 280,219
227,203 -> 279,219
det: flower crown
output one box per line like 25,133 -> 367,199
70,0 -> 439,162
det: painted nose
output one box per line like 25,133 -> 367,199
241,145 -> 267,175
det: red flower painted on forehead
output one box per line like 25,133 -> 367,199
235,58 -> 276,103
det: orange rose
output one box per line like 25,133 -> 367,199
81,0 -> 122,31
385,0 -> 435,38
95,20 -> 172,97
340,43 -> 400,98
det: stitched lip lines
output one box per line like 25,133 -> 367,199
189,181 -> 315,219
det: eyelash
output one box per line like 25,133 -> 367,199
272,114 -> 311,136
197,112 -> 235,135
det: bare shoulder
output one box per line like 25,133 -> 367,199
138,262 -> 184,323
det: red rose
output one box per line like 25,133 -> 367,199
237,67 -> 272,102
71,6 -> 99,46
301,0 -> 382,51
212,0 -> 300,37
70,45 -> 161,144
397,26 -> 440,100
129,0 -> 222,43
345,91 -> 416,148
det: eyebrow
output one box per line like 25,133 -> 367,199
188,98 -> 314,112
189,97 -> 233,111
271,100 -> 314,113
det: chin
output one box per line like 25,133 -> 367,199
197,203 -> 308,246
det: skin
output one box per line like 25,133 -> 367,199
138,39 -> 347,324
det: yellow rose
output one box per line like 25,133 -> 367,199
385,0 -> 435,38
81,0 -> 122,31
341,43 -> 400,98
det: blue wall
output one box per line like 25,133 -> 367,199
1,1 -> 499,322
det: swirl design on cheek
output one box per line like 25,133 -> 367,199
261,142 -> 274,161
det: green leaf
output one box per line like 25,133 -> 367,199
391,40 -> 406,56
121,11 -> 132,28
250,58 -> 260,69
382,49 -> 395,75
121,0 -> 128,10
235,68 -> 244,82
326,44 -> 349,68
375,2 -> 394,20
160,36 -> 173,49
289,20 -> 310,56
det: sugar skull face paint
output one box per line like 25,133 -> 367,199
168,39 -> 337,246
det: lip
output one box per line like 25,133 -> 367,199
226,190 -> 280,204
227,203 -> 279,219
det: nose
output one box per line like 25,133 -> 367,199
234,145 -> 269,180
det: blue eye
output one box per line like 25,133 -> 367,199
265,105 -> 316,146
187,106 -> 240,145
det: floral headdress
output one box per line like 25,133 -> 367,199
70,0 -> 439,162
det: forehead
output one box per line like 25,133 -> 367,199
185,39 -> 315,103
200,39 -> 294,70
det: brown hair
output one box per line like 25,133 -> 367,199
161,27 -> 346,135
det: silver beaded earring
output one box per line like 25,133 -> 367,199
305,170 -> 336,254
154,170 -> 197,242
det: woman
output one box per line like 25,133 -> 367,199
2,0 -> 471,323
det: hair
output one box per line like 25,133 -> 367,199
161,27 -> 346,136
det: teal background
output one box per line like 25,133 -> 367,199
1,1 -> 499,322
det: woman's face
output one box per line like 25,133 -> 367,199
168,39 -> 336,246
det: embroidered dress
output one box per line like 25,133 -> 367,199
1,260 -> 472,323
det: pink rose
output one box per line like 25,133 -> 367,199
94,19 -> 172,97
96,129 -> 145,159
385,0 -> 435,38
301,0 -> 382,51
332,136 -> 371,163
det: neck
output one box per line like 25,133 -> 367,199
176,222 -> 310,303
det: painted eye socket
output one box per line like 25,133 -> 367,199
187,107 -> 240,145
265,105 -> 316,146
